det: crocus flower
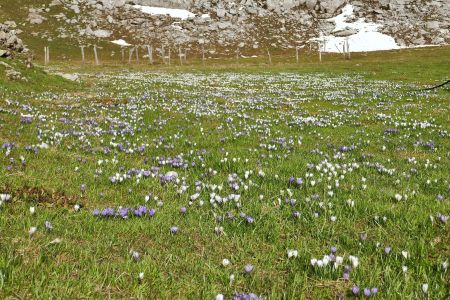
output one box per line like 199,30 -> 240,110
222,258 -> 230,267
342,271 -> 350,281
29,226 -> 37,237
118,207 -> 129,219
148,209 -> 156,217
287,250 -> 298,258
130,250 -> 140,261
170,226 -> 178,234
244,264 -> 254,273
45,221 -> 53,231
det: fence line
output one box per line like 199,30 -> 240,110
41,42 -> 354,66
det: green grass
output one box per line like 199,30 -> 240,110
43,45 -> 450,85
0,48 -> 449,299
0,57 -> 77,93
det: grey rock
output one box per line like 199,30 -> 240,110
5,68 -> 22,80
333,27 -> 358,37
0,49 -> 10,57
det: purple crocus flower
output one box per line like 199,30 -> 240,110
180,207 -> 187,214
148,209 -> 156,217
352,286 -> 359,296
93,209 -> 99,216
288,177 -> 295,186
438,214 -> 448,223
233,292 -> 261,300
371,288 -> 378,295
244,264 -> 254,274
118,207 -> 129,219
331,246 -> 337,254
101,208 -> 115,217
384,246 -> 392,255
293,211 -> 300,219
170,226 -> 178,234
134,206 -> 147,217
21,115 -> 33,124
363,288 -> 371,298
80,184 -> 86,193
342,272 -> 350,281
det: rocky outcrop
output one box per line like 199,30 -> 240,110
27,8 -> 48,24
0,23 -> 27,57
16,0 -> 449,53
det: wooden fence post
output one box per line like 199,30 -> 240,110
319,46 -> 322,63
135,46 -> 139,63
202,45 -> 205,65
346,40 -> 351,60
128,47 -> 134,64
44,46 -> 50,65
168,48 -> 171,65
93,45 -> 99,65
267,49 -> 272,65
80,46 -> 85,64
147,45 -> 153,64
296,46 -> 299,64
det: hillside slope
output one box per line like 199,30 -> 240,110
0,0 -> 448,63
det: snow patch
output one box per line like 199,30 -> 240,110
133,5 -> 195,20
111,39 -> 131,46
314,4 -> 400,53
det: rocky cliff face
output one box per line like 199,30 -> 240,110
14,0 -> 450,54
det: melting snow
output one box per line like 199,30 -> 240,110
111,39 -> 131,46
133,5 -> 195,20
315,4 -> 400,53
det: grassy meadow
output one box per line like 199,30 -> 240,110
0,47 -> 449,299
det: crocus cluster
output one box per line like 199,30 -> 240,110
20,115 -> 33,124
233,292 -> 261,300
352,286 -> 379,298
93,206 -> 156,219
